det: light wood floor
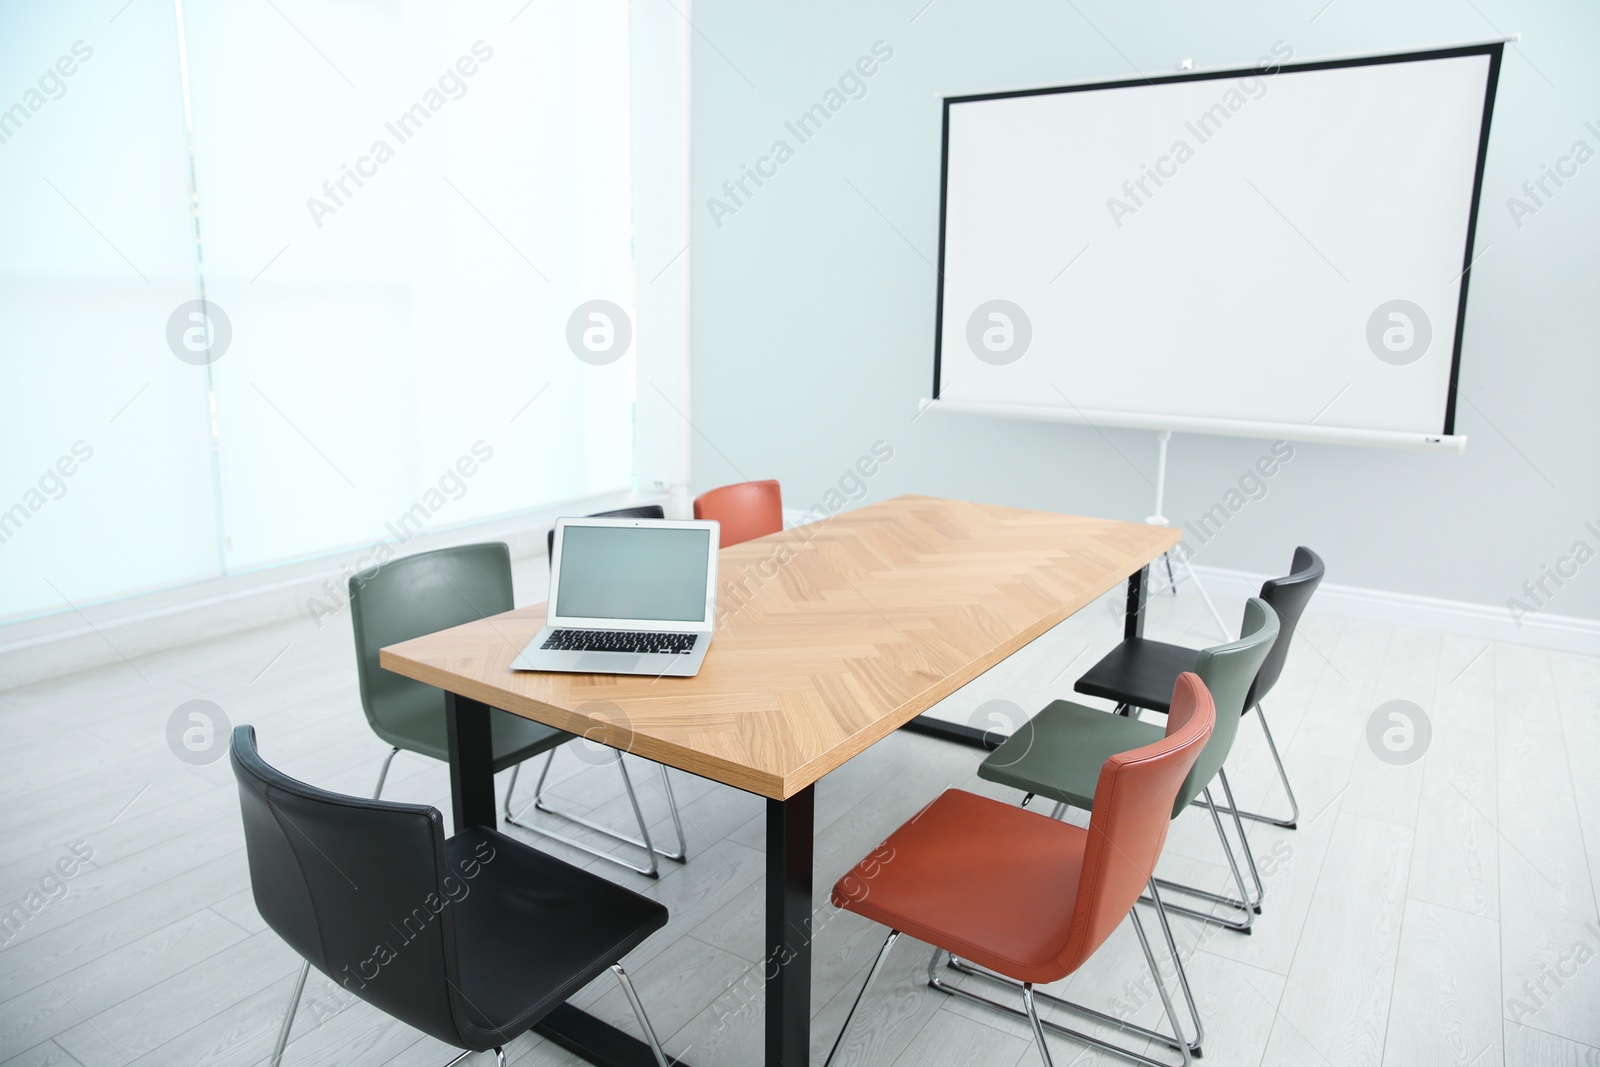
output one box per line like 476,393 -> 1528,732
1,557 -> 1596,1067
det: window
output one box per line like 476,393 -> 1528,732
0,1 -> 643,620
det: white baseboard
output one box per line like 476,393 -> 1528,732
0,490 -> 668,691
1189,563 -> 1600,655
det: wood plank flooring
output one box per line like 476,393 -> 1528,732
1,554 -> 1596,1066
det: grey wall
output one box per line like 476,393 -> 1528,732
688,0 -> 1600,621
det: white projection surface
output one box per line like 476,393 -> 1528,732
931,46 -> 1501,449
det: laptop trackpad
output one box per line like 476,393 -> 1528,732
579,653 -> 640,672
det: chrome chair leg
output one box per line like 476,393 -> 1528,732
657,764 -> 689,862
1205,783 -> 1256,923
1131,906 -> 1195,1066
612,964 -> 671,1067
1147,879 -> 1204,1054
506,748 -> 688,879
270,959 -> 495,1067
615,752 -> 660,876
1218,768 -> 1264,909
1022,984 -> 1055,1067
531,746 -> 560,803
1149,786 -> 1255,932
824,930 -> 900,1067
1028,789 -> 1252,932
270,959 -> 310,1067
372,746 -> 400,800
532,749 -> 690,863
1252,701 -> 1300,826
1204,701 -> 1300,829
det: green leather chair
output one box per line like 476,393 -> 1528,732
349,541 -> 685,878
973,598 -> 1278,1056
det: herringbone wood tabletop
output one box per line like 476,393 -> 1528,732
380,495 -> 1179,798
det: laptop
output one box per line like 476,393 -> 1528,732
512,516 -> 720,677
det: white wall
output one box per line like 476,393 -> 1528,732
686,0 -> 1600,626
630,0 -> 694,513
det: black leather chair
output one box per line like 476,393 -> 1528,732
231,725 -> 673,1067
545,504 -> 666,560
1074,547 -> 1325,828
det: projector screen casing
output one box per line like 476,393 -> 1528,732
930,43 -> 1503,449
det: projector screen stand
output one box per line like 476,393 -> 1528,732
1147,430 -> 1231,641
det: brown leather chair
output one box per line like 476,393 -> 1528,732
824,673 -> 1216,1067
692,479 -> 782,547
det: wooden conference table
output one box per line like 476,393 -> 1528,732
380,494 -> 1179,1067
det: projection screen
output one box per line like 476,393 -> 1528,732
928,43 -> 1503,450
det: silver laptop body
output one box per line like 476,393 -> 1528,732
511,516 -> 720,677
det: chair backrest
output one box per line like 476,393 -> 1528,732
693,480 -> 782,547
349,543 -> 513,744
1174,597 -> 1279,812
1245,546 -> 1325,709
546,505 -> 667,565
1056,673 -> 1214,975
230,725 -> 468,1049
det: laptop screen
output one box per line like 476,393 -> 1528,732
554,524 -> 713,623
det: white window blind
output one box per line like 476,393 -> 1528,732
0,0 -> 640,619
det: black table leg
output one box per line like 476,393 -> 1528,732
537,1004 -> 697,1066
766,787 -> 815,1067
898,717 -> 1002,748
444,692 -> 496,833
1125,564 -> 1149,641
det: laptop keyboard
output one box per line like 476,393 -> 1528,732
541,629 -> 698,655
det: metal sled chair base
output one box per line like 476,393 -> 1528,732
504,748 -> 688,879
1038,777 -> 1263,934
1191,701 -> 1300,829
1149,772 -> 1264,932
822,912 -> 1193,1067
1120,699 -> 1299,830
933,957 -> 1197,1064
373,743 -> 688,879
930,880 -> 1205,1059
926,909 -> 1195,1067
1141,888 -> 1250,934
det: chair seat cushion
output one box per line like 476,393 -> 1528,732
832,789 -> 1090,986
376,698 -> 571,772
1074,638 -> 1200,714
978,700 -> 1163,813
447,827 -> 668,1045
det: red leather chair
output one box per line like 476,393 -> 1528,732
824,673 -> 1216,1067
692,479 -> 782,547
